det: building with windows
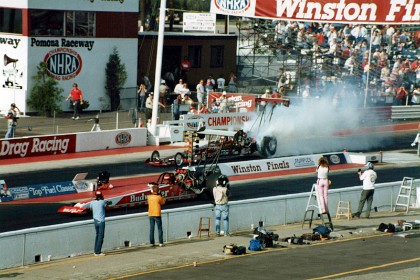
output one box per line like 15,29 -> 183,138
0,0 -> 138,113
138,32 -> 237,92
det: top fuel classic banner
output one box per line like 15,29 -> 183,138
210,0 -> 419,24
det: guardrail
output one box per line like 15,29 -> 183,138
391,105 -> 420,120
1,180 -> 415,269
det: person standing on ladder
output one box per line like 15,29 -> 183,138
316,157 -> 330,214
353,162 -> 377,219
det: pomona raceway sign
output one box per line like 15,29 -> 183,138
211,0 -> 419,24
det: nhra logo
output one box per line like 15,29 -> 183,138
214,0 -> 251,13
44,48 -> 83,81
328,154 -> 341,165
115,132 -> 132,146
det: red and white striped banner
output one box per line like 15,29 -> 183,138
210,0 -> 419,24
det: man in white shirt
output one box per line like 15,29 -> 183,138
216,74 -> 225,92
353,162 -> 377,219
174,79 -> 184,95
196,79 -> 205,104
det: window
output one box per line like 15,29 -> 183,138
210,46 -> 224,68
30,10 -> 95,37
66,12 -> 95,37
0,8 -> 22,34
188,46 -> 202,68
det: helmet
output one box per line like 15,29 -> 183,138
95,191 -> 102,196
217,175 -> 229,187
163,174 -> 171,180
365,162 -> 374,169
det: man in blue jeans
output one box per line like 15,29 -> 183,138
213,175 -> 231,236
147,183 -> 166,247
89,191 -> 107,256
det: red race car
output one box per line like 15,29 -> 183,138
58,165 -> 223,214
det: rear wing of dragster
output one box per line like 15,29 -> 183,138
255,97 -> 290,107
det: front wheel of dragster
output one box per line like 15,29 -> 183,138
260,136 -> 277,158
150,150 -> 160,161
175,152 -> 185,167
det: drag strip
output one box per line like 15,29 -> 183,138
112,234 -> 420,280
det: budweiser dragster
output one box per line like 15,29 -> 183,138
58,165 -> 224,215
146,128 -> 257,167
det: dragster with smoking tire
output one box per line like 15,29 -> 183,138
145,97 -> 290,167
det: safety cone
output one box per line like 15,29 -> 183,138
139,117 -> 143,128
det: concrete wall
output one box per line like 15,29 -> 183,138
0,180 -> 414,269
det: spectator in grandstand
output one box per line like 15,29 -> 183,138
220,91 -> 229,113
228,71 -> 237,93
173,94 -> 181,120
159,80 -> 169,109
411,86 -> 420,105
174,78 -> 184,95
351,24 -> 368,44
137,83 -> 147,113
196,79 -> 205,104
275,21 -> 287,45
216,74 -> 225,92
145,93 -> 165,124
396,85 -> 409,106
205,79 -> 213,96
371,29 -> 382,52
344,54 -> 356,75
179,83 -> 190,100
380,64 -> 391,82
180,56 -> 191,82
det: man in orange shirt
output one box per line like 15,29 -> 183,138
66,83 -> 83,120
147,182 -> 166,247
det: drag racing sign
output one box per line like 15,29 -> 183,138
210,0 -> 419,24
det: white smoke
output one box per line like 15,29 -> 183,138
245,91 -> 384,157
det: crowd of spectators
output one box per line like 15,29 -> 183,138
273,21 -> 420,106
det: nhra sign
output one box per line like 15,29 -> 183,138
210,0 -> 420,24
0,135 -> 76,159
180,112 -> 255,130
44,47 -> 83,80
208,92 -> 256,113
8,181 -> 77,200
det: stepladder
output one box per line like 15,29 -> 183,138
393,177 -> 416,214
302,184 -> 334,231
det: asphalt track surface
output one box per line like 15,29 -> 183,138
118,235 -> 420,280
0,126 -> 419,233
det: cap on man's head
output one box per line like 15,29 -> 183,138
222,91 -> 227,95
11,103 -> 16,107
365,162 -> 374,169
161,79 -> 165,84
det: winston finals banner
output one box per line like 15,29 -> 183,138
210,0 -> 419,24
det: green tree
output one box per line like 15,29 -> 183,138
27,62 -> 64,117
105,47 -> 128,111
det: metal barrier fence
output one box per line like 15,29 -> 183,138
0,180 -> 410,269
